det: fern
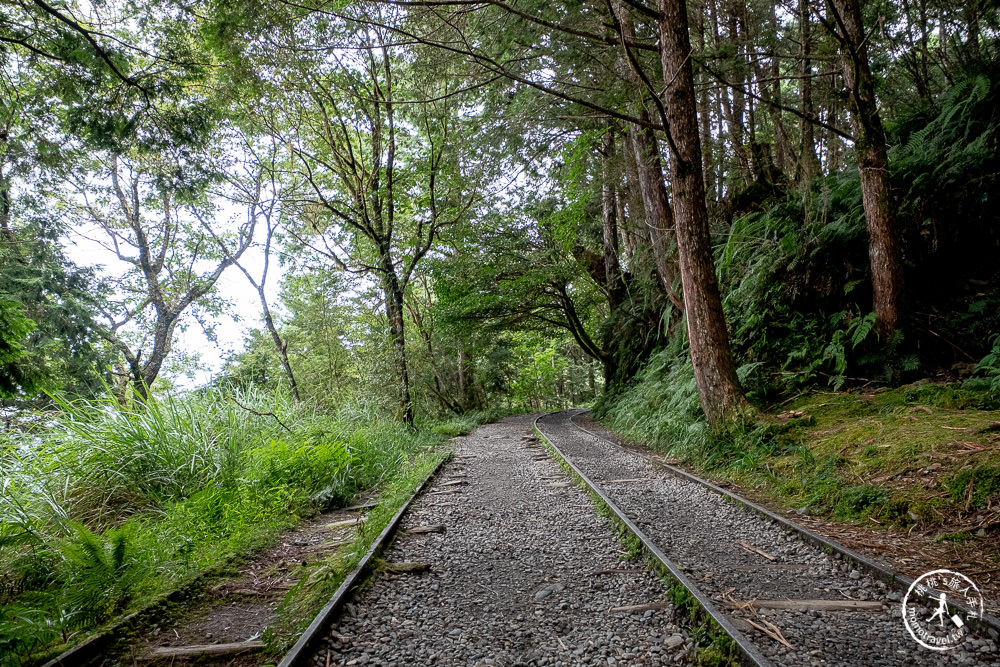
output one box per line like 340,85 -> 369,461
970,334 -> 1000,394
56,523 -> 135,630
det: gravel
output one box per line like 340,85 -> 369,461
312,414 -> 691,667
537,410 -> 1000,666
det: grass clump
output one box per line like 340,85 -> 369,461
421,408 -> 505,438
0,387 -> 441,666
946,466 -> 1000,510
833,485 -> 890,519
264,448 -> 450,652
600,349 -> 1000,534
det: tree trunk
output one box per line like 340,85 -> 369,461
233,219 -> 301,402
381,260 -> 413,424
658,0 -> 754,426
260,290 -> 300,401
766,5 -> 792,175
830,0 -> 904,338
626,120 -> 684,313
134,309 -> 179,400
797,0 -> 821,181
601,130 -> 624,308
695,2 -> 717,201
725,0 -> 751,186
458,347 -> 480,411
0,163 -> 14,245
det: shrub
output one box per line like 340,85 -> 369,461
0,387 -> 437,664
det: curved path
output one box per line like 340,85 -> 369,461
535,410 -> 1000,667
311,414 -> 691,666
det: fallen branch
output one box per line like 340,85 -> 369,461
739,541 -> 777,562
150,640 -> 265,658
383,561 -> 431,573
608,602 -> 672,613
746,618 -> 794,649
406,524 -> 446,534
228,396 -> 293,433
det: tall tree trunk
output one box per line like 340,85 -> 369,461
797,0 -> 821,181
725,0 -> 750,185
766,5 -> 792,175
626,120 -> 684,312
457,347 -> 480,411
829,0 -> 904,338
0,190 -> 16,250
381,258 -> 413,424
658,0 -> 754,426
695,1 -> 717,200
601,130 -> 624,308
0,159 -> 14,245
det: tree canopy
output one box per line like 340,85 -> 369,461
0,0 -> 997,425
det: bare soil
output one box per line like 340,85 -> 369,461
104,501 -> 373,665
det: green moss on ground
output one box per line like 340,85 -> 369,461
757,384 -> 1000,526
603,378 -> 1000,547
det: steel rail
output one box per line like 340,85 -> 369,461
39,454 -> 450,667
278,453 -> 451,667
533,412 -> 775,667
563,409 -> 1000,643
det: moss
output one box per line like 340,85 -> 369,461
832,485 -> 890,519
946,466 -> 1000,509
935,531 -> 975,543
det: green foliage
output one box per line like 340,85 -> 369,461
893,69 -> 1000,233
54,523 -> 135,629
945,466 -> 1000,510
832,485 -> 890,519
0,387 -> 438,663
0,297 -> 38,397
597,344 -> 709,461
264,449 -> 449,651
0,212 -> 106,402
968,334 -> 1000,395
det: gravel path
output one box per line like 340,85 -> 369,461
312,414 -> 693,667
537,411 -> 1000,667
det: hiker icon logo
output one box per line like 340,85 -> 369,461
902,569 -> 984,651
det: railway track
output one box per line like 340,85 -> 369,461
41,412 -> 1000,666
39,458 -> 449,667
287,413 -> 695,666
534,410 -> 1000,666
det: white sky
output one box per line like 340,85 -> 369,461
62,224 -> 284,389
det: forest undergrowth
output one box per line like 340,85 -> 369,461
0,388 -> 484,665
599,63 -> 1000,549
599,344 -> 1000,550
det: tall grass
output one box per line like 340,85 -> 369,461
0,387 -> 438,665
598,346 -> 709,457
599,346 -> 778,471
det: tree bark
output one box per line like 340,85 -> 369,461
260,291 -> 300,402
829,0 -> 904,338
766,5 -> 792,175
626,120 -> 684,312
658,0 -> 754,426
797,0 -> 821,181
601,130 -> 624,308
694,2 -> 717,200
102,161 -> 254,402
229,212 -> 300,402
381,253 -> 414,424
